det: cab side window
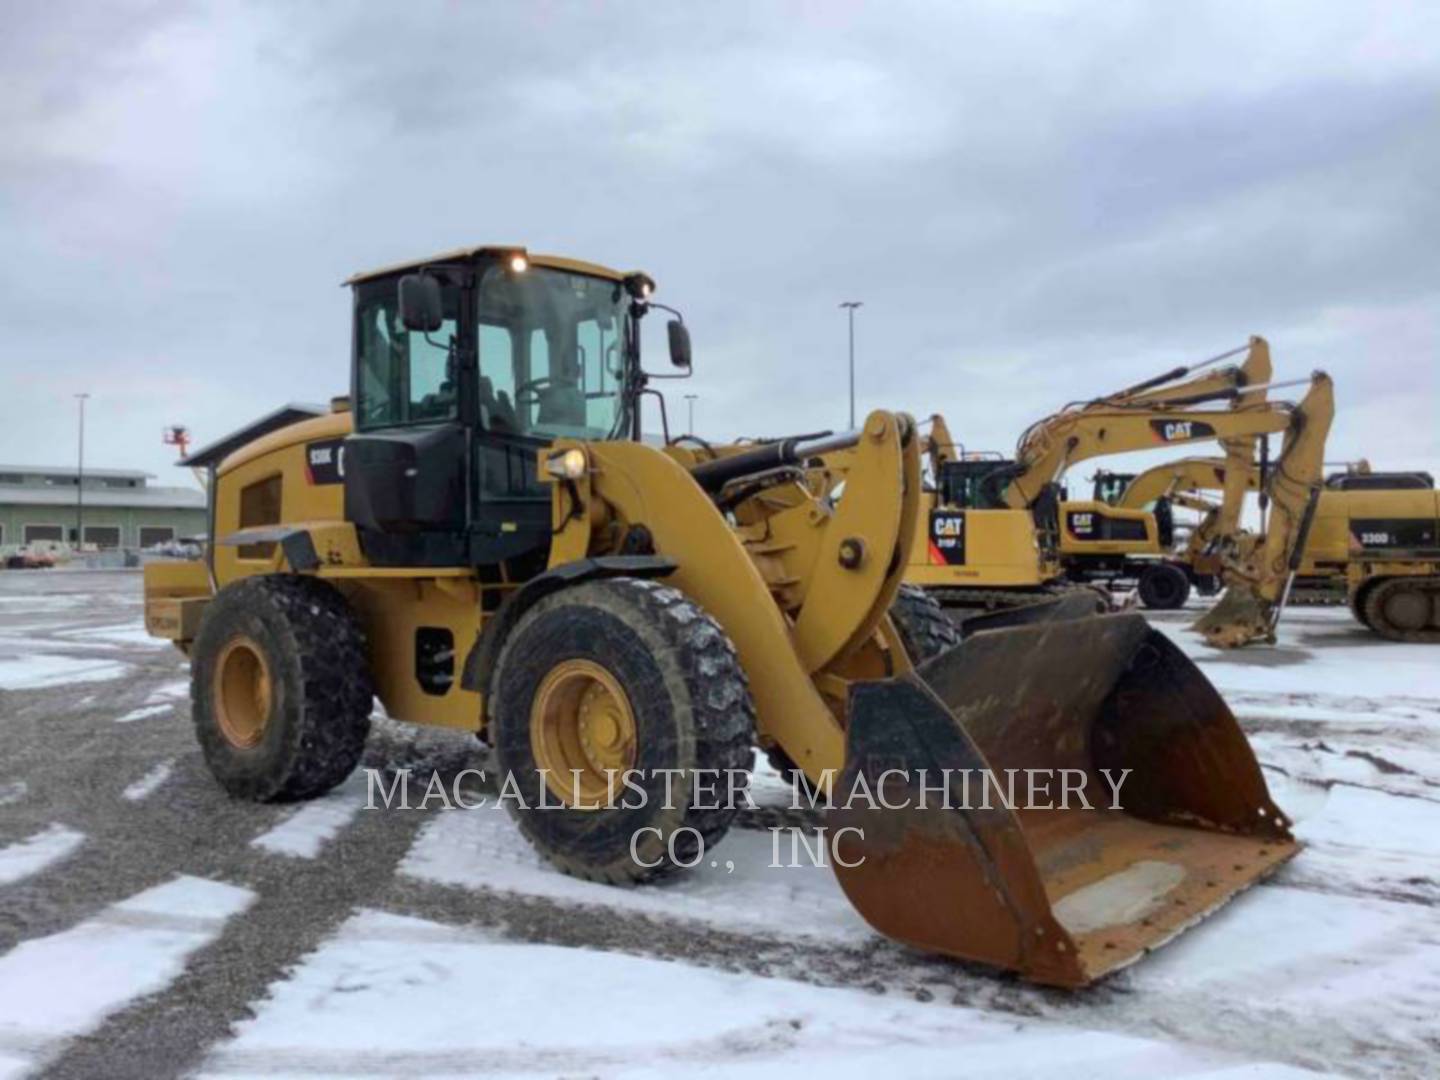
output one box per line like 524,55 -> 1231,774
355,277 -> 460,429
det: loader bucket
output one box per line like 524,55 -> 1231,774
829,610 -> 1296,988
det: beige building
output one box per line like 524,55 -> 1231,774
0,464 -> 206,553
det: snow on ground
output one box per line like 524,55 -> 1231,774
122,760 -> 174,802
1157,604 -> 1438,700
197,909 -> 1321,1080
0,782 -> 24,807
0,653 -> 130,691
146,679 -> 191,703
401,803 -> 873,944
0,824 -> 85,886
115,703 -> 174,724
251,773 -> 369,859
0,876 -> 254,1078
54,622 -> 172,649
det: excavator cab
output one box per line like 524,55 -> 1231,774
1091,470 -> 1137,507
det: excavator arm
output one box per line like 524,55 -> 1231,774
1007,336 -> 1272,505
1194,373 -> 1335,645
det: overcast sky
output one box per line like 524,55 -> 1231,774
3,1 -> 1436,489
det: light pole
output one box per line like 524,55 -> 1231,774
840,301 -> 862,429
75,392 -> 90,549
683,393 -> 698,436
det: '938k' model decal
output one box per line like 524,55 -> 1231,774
306,438 -> 345,485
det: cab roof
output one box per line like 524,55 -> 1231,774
343,246 -> 631,286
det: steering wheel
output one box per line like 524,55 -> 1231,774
514,376 -> 559,405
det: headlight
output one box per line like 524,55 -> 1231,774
545,448 -> 587,479
509,254 -> 529,273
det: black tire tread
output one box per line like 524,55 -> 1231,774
1138,562 -> 1191,610
889,584 -> 962,662
492,576 -> 756,884
191,574 -> 373,802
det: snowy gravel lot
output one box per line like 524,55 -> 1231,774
0,569 -> 1437,1079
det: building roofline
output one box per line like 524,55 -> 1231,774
0,464 -> 154,480
180,403 -> 327,470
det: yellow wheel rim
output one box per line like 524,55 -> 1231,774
214,636 -> 273,749
530,659 -> 637,808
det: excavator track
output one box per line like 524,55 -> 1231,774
1362,576 -> 1440,643
1287,585 -> 1346,606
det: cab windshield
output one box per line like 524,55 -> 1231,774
353,262 -> 631,440
476,263 -> 629,441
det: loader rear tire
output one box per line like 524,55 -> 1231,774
1138,563 -> 1191,610
491,577 -> 756,885
190,574 -> 373,803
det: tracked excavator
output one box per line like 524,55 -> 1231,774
145,246 -> 1298,987
1307,464 -> 1440,640
904,341 -> 1334,645
1097,458 -> 1440,639
903,342 -> 1271,614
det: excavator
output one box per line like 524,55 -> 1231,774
1078,457 -> 1260,608
904,339 -> 1334,646
144,245 -> 1297,988
907,342 -> 1270,613
1095,457 -> 1440,640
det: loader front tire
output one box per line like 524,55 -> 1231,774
889,584 -> 961,662
491,577 -> 756,885
765,586 -> 959,802
190,575 -> 373,802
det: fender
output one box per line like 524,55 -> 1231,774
459,555 -> 677,697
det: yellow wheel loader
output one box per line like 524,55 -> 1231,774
145,245 -> 1297,987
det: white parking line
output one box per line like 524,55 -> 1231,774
251,774 -> 367,859
122,761 -> 175,802
115,704 -> 173,725
0,824 -> 85,887
0,876 -> 254,1077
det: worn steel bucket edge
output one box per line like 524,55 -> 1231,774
828,610 -> 1299,988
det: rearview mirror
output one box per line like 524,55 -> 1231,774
667,319 -> 692,369
398,273 -> 443,332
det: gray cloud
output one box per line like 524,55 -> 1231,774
1,1 -> 1435,484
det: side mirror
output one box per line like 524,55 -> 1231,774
398,273 -> 443,332
667,319 -> 692,369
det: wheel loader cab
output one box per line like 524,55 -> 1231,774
344,253 -> 641,569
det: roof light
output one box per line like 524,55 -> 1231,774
509,254 -> 529,273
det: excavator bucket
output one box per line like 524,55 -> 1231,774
1192,584 -> 1276,648
830,605 -> 1296,988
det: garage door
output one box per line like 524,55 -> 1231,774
23,524 -> 64,544
139,526 -> 175,548
84,526 -> 122,549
